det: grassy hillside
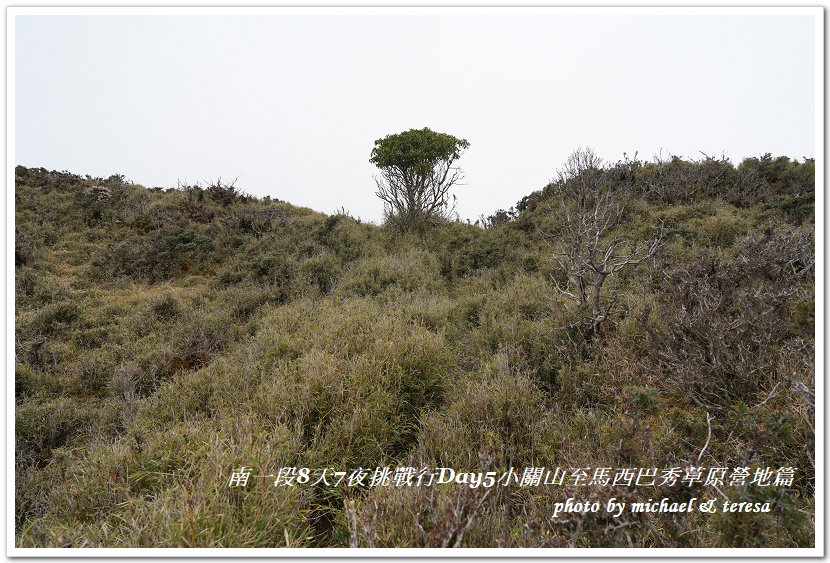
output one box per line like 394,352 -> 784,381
14,154 -> 815,548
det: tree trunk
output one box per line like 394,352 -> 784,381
591,273 -> 608,337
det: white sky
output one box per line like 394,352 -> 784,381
15,12 -> 817,223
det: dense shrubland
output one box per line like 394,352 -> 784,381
14,151 -> 814,548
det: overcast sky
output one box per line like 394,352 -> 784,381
15,12 -> 817,223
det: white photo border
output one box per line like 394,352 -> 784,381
5,5 -> 824,558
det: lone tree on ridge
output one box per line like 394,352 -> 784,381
370,127 -> 470,230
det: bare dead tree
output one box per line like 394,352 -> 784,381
546,148 -> 663,337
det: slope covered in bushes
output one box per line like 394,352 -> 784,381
14,154 -> 815,548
